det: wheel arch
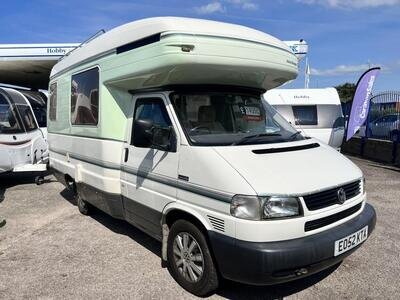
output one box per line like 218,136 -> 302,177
162,202 -> 212,232
161,202 -> 213,262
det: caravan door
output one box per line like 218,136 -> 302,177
120,93 -> 179,239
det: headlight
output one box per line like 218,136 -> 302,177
230,195 -> 301,220
230,195 -> 261,220
262,196 -> 300,219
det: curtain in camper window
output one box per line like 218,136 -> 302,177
71,68 -> 99,125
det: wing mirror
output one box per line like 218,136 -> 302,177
132,119 -> 176,152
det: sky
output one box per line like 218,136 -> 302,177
1,0 -> 399,92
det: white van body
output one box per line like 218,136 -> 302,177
0,87 -> 48,174
264,88 -> 345,150
48,17 -> 375,296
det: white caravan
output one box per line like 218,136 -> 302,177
264,88 -> 345,150
0,87 -> 48,175
48,17 -> 376,296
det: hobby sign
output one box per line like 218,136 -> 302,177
0,43 -> 78,59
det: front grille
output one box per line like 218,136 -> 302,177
303,180 -> 361,211
304,203 -> 362,232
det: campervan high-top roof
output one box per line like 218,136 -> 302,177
51,17 -> 294,78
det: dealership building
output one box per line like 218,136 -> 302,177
0,44 -> 78,89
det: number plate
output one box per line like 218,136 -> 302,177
334,226 -> 368,256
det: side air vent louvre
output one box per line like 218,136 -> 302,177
207,215 -> 225,232
252,143 -> 320,154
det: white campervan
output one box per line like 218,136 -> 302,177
264,88 -> 345,150
48,17 -> 376,296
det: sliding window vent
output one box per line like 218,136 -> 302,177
207,215 -> 225,232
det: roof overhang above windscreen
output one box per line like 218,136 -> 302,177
0,44 -> 78,90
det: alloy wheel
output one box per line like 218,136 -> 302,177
173,232 -> 204,283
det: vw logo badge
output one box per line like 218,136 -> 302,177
337,188 -> 346,204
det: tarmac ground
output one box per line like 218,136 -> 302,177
0,156 -> 399,299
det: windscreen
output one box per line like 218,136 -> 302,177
170,92 -> 304,146
0,94 -> 25,134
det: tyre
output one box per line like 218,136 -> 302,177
35,176 -> 44,185
167,220 -> 219,296
77,194 -> 92,215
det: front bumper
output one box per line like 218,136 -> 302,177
209,203 -> 376,285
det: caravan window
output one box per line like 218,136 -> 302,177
32,107 -> 47,128
71,67 -> 99,126
0,94 -> 24,134
16,105 -> 38,132
292,105 -> 318,125
49,82 -> 57,121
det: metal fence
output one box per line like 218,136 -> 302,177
341,91 -> 400,165
342,91 -> 400,142
366,91 -> 400,141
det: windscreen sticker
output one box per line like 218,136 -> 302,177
240,105 -> 263,121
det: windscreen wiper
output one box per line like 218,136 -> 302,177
289,131 -> 302,140
232,133 -> 281,145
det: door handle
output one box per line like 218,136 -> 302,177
124,148 -> 129,162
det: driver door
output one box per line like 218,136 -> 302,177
120,94 -> 179,239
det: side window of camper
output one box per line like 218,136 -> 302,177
292,105 -> 318,126
71,67 -> 99,126
49,82 -> 57,121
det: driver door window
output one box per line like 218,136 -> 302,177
131,98 -> 172,146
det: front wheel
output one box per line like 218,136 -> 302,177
167,220 -> 219,296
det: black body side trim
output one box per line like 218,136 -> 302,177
75,182 -> 124,219
208,204 -> 376,285
49,167 -> 68,187
116,33 -> 161,54
123,196 -> 163,240
52,171 -> 163,241
252,143 -> 320,154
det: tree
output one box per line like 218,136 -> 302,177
335,83 -> 357,103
